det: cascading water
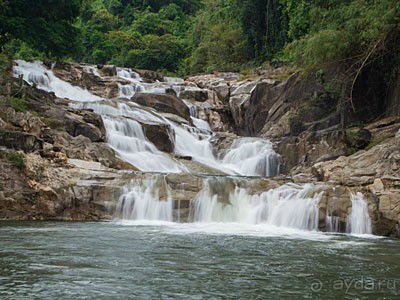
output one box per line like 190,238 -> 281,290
13,60 -> 101,102
222,138 -> 281,177
13,60 -> 281,177
326,213 -> 341,233
115,177 -> 323,232
12,60 -> 379,237
115,176 -> 173,222
13,60 -> 184,173
192,180 -> 322,231
346,193 -> 372,235
103,116 -> 183,172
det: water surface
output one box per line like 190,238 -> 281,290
1,221 -> 399,299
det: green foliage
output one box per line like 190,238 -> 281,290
186,0 -> 247,73
7,97 -> 28,112
77,0 -> 198,71
0,150 -> 25,170
0,0 -> 81,58
283,0 -> 400,73
0,51 -> 10,80
3,40 -> 45,61
126,34 -> 186,72
1,0 -> 399,78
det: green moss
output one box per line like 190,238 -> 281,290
345,129 -> 357,143
40,116 -> 64,129
0,150 -> 25,170
347,147 -> 357,156
8,97 -> 29,113
365,135 -> 392,150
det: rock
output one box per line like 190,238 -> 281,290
213,82 -> 230,102
134,69 -> 164,83
142,123 -> 175,153
3,108 -> 45,136
179,89 -> 209,102
132,93 -> 191,121
229,94 -> 250,133
100,65 -> 117,77
347,128 -> 372,150
66,118 -> 105,142
0,130 -> 43,152
231,81 -> 257,96
210,132 -> 237,158
278,128 -> 348,173
0,117 -> 6,129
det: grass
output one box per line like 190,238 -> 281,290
0,150 -> 25,170
40,116 -> 64,129
9,97 -> 29,112
365,134 -> 392,151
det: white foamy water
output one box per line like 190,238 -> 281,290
115,176 -> 173,221
222,138 -> 281,177
346,193 -> 372,235
117,68 -> 142,82
13,60 -> 101,102
13,60 -> 282,177
103,116 -> 183,173
193,181 -> 322,231
116,177 -> 323,234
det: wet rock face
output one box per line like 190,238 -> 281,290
142,123 -> 175,153
312,126 -> 400,237
65,113 -> 106,142
132,93 -> 191,121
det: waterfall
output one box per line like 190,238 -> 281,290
115,176 -> 173,221
222,138 -> 281,177
192,180 -> 322,231
13,60 -> 101,102
346,193 -> 372,235
103,116 -> 183,173
13,60 -> 281,177
115,176 -> 322,232
117,68 -> 141,82
326,214 -> 340,232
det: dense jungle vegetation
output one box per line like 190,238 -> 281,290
0,0 -> 399,78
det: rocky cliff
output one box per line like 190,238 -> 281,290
1,61 -> 399,237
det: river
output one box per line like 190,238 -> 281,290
1,221 -> 399,299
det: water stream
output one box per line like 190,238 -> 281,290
4,60 -> 394,299
12,60 -> 374,236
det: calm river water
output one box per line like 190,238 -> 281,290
1,221 -> 399,299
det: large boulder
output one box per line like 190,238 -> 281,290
179,89 -> 209,102
99,65 -> 117,77
134,69 -> 164,83
0,130 -> 43,152
2,108 -> 45,136
142,123 -> 175,153
132,93 -> 191,121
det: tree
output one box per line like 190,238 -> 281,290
0,0 -> 82,58
126,34 -> 186,72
